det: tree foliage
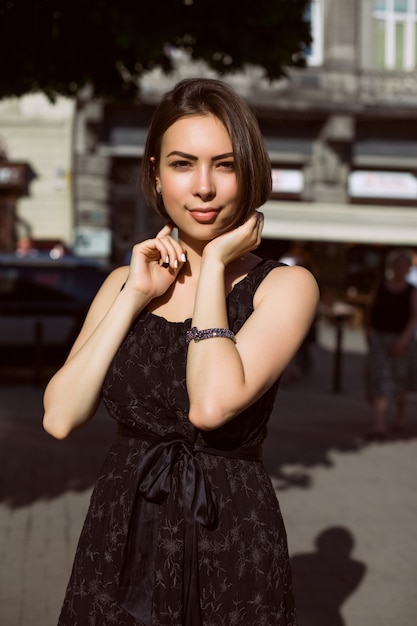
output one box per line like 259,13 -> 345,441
0,0 -> 311,101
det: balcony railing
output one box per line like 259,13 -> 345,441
287,67 -> 417,107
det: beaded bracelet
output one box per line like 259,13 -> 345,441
186,326 -> 236,345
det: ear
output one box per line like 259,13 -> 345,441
151,157 -> 162,193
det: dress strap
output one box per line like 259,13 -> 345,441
248,259 -> 286,293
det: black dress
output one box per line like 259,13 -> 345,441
58,259 -> 297,626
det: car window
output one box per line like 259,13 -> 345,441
0,263 -> 108,304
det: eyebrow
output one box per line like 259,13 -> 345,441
165,150 -> 234,161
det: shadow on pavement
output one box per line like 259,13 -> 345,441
0,387 -> 115,509
290,526 -> 366,626
1,343 -> 415,508
263,345 -> 417,489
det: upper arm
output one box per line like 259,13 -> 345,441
66,265 -> 130,360
234,265 -> 319,399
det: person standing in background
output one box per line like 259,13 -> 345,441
365,249 -> 417,438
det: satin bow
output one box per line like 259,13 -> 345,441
119,433 -> 218,626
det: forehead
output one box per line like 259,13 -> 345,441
161,115 -> 232,155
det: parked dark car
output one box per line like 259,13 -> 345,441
0,254 -> 110,381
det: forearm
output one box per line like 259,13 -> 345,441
186,258 -> 245,430
43,287 -> 148,438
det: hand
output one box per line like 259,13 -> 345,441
124,224 -> 187,299
203,211 -> 264,266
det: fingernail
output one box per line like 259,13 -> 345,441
181,253 -> 187,262
174,259 -> 178,269
165,255 -> 170,264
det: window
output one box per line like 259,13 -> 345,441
304,0 -> 324,66
373,0 -> 417,70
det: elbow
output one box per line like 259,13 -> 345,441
188,401 -> 234,431
42,412 -> 73,440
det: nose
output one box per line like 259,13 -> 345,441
193,165 -> 215,201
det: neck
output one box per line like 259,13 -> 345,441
176,231 -> 209,274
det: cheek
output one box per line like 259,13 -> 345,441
223,178 -> 239,204
221,172 -> 238,195
229,179 -> 239,197
160,174 -> 187,199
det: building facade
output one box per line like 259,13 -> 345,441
72,0 -> 417,296
2,1 -> 417,296
0,94 -> 74,249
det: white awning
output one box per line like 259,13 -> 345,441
261,200 -> 417,245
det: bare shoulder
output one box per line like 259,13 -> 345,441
257,263 -> 319,295
102,265 -> 130,291
88,265 -> 130,310
254,264 -> 320,310
235,264 -> 319,384
65,265 -> 130,359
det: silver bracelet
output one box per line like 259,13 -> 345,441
186,326 -> 236,345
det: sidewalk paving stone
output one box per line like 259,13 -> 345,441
0,320 -> 416,625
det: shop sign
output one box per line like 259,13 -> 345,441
349,171 -> 417,200
74,227 -> 112,258
271,169 -> 304,195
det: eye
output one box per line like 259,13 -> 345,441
170,160 -> 192,169
217,161 -> 235,171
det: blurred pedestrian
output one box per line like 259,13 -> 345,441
15,235 -> 38,257
43,78 -> 318,625
365,249 -> 417,438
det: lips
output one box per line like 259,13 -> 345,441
188,208 -> 220,223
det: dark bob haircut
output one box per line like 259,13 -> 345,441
142,78 -> 272,230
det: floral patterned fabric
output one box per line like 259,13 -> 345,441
58,259 -> 297,626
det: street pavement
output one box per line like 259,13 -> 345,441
0,319 -> 416,626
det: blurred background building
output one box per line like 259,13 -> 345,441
1,0 -> 417,302
0,95 -> 74,252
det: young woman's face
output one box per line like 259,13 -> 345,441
155,114 -> 238,241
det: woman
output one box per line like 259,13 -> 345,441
43,78 -> 319,626
365,249 -> 417,438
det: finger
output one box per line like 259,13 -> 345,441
156,223 -> 174,238
243,212 -> 261,238
257,211 -> 264,232
258,213 -> 265,245
255,211 -> 264,228
158,237 -> 187,269
250,211 -> 262,231
249,211 -> 263,246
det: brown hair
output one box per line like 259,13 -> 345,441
142,78 -> 272,230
